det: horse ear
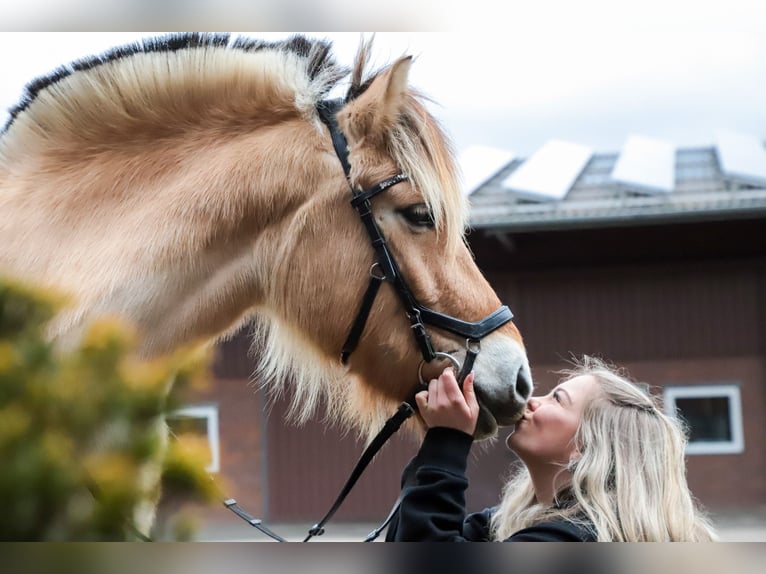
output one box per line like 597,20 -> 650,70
378,55 -> 413,123
340,56 -> 413,141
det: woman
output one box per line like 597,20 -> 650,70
386,356 -> 717,541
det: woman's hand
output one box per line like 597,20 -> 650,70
415,367 -> 480,436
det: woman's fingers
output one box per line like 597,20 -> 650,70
416,367 -> 479,435
427,376 -> 440,405
415,390 -> 429,411
439,367 -> 464,402
462,373 -> 480,417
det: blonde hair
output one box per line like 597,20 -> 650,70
490,356 -> 717,541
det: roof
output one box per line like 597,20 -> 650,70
465,132 -> 766,231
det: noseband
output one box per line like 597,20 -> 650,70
316,99 -> 514,371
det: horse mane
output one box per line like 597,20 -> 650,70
1,33 -> 468,439
2,33 -> 345,134
2,32 -> 466,243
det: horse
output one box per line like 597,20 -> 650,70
0,33 -> 532,534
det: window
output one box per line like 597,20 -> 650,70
675,148 -> 716,166
167,405 -> 221,472
663,385 -> 744,455
575,154 -> 617,188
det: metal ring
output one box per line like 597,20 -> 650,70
465,338 -> 481,353
418,351 -> 462,386
369,262 -> 386,281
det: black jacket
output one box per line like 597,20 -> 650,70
385,427 -> 595,542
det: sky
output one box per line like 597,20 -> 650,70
1,5 -> 765,160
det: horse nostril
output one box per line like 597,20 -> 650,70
516,369 -> 533,400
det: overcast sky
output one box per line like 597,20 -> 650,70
1,12 -> 765,158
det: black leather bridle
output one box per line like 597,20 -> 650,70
222,99 -> 518,543
315,99 -> 514,369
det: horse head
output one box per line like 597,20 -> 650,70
267,41 -> 532,438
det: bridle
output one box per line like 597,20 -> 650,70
315,99 -> 514,373
220,98 -> 516,542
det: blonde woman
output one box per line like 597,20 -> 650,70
386,357 -> 716,542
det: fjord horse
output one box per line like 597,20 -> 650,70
0,34 -> 531,468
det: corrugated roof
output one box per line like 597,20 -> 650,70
467,134 -> 766,231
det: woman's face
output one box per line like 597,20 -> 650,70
506,374 -> 598,467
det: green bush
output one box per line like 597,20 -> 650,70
0,277 -> 218,540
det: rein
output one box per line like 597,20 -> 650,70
220,98 -> 513,542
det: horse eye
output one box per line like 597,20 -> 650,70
399,204 -> 435,228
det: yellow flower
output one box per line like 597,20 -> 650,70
0,405 -> 31,442
0,342 -> 15,372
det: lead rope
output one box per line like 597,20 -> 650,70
302,401 -> 416,542
215,401 -> 414,542
217,340 -> 480,542
222,499 -> 288,542
363,340 -> 480,542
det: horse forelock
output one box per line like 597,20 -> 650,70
346,50 -> 468,254
392,95 -> 468,252
1,33 -> 349,153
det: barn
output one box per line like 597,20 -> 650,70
165,131 -> 766,535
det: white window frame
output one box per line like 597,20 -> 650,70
663,384 -> 744,455
169,405 -> 221,473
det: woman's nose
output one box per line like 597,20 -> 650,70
527,397 -> 540,411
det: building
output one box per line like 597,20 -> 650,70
165,131 -> 766,536
460,131 -> 766,514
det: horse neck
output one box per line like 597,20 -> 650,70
0,117 -> 337,355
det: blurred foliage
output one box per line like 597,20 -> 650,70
0,277 -> 219,540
